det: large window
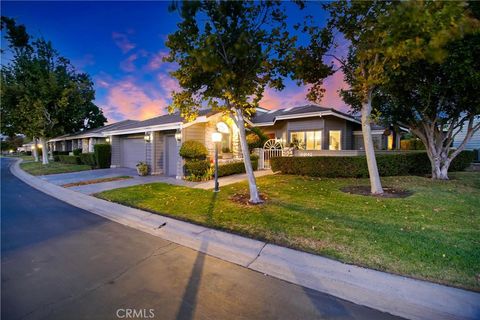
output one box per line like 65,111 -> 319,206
289,130 -> 322,150
329,130 -> 342,150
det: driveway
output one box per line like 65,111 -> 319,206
1,158 -> 400,320
38,167 -> 195,194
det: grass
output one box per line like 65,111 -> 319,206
96,172 -> 480,291
62,176 -> 132,187
20,161 -> 91,175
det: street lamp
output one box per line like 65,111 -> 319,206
211,132 -> 222,192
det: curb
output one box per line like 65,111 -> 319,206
10,159 -> 480,320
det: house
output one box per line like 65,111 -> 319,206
49,105 -> 402,178
452,118 -> 480,150
48,120 -> 137,153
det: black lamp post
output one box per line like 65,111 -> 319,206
212,132 -> 222,192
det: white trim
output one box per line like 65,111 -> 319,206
104,122 -> 183,136
252,111 -> 361,128
353,130 -> 385,135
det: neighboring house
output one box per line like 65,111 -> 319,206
49,104 -> 403,178
48,120 -> 137,153
452,118 -> 480,150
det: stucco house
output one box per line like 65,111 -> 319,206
49,105 -> 403,178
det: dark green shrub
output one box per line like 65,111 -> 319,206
79,152 -> 97,168
59,155 -> 81,164
73,148 -> 82,156
218,159 -> 258,177
270,151 -> 474,178
184,160 -> 211,176
246,127 -> 268,151
179,140 -> 208,160
94,144 -> 111,169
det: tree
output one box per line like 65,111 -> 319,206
165,1 -> 298,203
293,1 -> 478,193
1,17 -> 107,164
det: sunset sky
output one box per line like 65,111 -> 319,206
2,1 -> 349,123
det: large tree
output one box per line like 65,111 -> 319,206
294,0 -> 478,194
1,17 -> 107,164
165,1 -> 300,203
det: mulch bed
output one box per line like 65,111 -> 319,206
229,192 -> 268,205
62,176 -> 132,188
340,186 -> 413,198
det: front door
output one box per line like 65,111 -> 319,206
165,135 -> 178,176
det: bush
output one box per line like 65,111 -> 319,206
79,152 -> 96,168
270,151 -> 474,178
246,127 -> 268,151
400,138 -> 425,150
94,144 -> 111,169
73,148 -> 82,156
184,160 -> 211,176
179,140 -> 208,160
52,151 -> 69,161
59,155 -> 81,165
218,159 -> 258,177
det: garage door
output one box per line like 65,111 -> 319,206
121,138 -> 145,169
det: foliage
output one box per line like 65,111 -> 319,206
270,152 -> 473,178
79,152 -> 96,168
246,127 -> 269,151
94,143 -> 111,169
52,150 -> 69,162
0,17 -> 107,141
58,155 -> 81,165
400,139 -> 425,151
218,159 -> 258,177
179,140 -> 208,160
184,160 -> 211,177
97,172 -> 480,290
0,135 -> 24,151
72,148 -> 82,156
136,161 -> 149,176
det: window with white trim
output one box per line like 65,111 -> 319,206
289,130 -> 322,150
329,130 -> 342,150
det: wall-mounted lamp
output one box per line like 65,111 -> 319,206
212,132 -> 222,143
175,130 -> 182,143
144,133 -> 151,143
31,146 -> 36,150
106,137 -> 110,143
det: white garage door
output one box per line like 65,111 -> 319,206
121,138 -> 145,169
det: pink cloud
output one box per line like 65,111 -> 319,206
120,53 -> 138,72
112,31 -> 136,54
145,51 -> 168,71
71,54 -> 95,71
101,78 -> 168,121
259,87 -> 309,110
321,70 -> 350,112
157,73 -> 180,94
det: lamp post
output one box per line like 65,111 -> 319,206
211,132 -> 222,192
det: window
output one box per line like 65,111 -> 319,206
289,131 -> 322,150
329,130 -> 342,150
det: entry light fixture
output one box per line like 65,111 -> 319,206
106,137 -> 110,143
31,145 -> 36,150
144,133 -> 151,143
212,132 -> 222,143
175,130 -> 182,143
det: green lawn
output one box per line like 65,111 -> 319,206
20,161 -> 91,175
96,172 -> 480,291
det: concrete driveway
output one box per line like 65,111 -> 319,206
1,157 -> 400,320
38,167 -> 196,194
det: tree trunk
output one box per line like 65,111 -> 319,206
233,108 -> 262,204
39,137 -> 49,165
361,93 -> 383,194
32,137 -> 39,162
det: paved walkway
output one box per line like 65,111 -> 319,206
2,157 -> 400,320
39,167 -> 275,194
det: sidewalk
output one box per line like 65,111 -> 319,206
10,159 -> 480,320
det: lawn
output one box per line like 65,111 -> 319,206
20,161 -> 91,175
96,172 -> 480,291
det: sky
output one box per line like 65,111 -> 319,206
1,1 -> 349,123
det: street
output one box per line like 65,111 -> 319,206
1,158 -> 399,320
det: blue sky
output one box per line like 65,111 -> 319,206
2,1 -> 348,123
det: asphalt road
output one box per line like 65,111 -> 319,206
1,158 -> 401,320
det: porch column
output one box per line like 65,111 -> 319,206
176,129 -> 183,180
48,142 -> 54,160
88,138 -> 94,153
62,141 -> 66,151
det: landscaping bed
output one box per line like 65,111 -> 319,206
20,161 -> 91,175
96,172 -> 480,291
61,176 -> 132,187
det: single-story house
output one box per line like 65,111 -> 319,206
453,118 -> 480,150
49,105 -> 403,178
48,120 -> 137,153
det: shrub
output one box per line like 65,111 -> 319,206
400,138 -> 425,150
136,162 -> 149,176
72,148 -> 82,156
59,155 -> 81,165
94,144 -> 111,169
218,159 -> 258,177
79,152 -> 96,168
246,127 -> 269,151
270,151 -> 474,178
179,140 -> 208,160
184,160 -> 211,176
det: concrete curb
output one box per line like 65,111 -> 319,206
10,159 -> 480,320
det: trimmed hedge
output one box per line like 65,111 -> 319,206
179,140 -> 208,160
184,160 -> 211,176
270,151 -> 474,178
94,144 -> 111,169
53,151 -> 70,162
59,155 -> 81,165
73,148 -> 82,156
218,158 -> 258,177
80,152 -> 97,168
